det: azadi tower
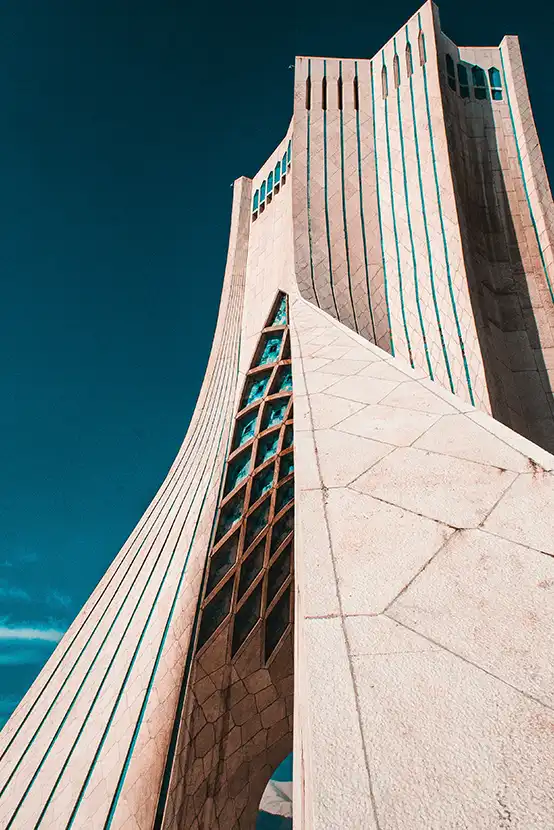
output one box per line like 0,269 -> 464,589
1,2 -> 554,827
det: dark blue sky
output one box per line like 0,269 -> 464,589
1,0 -> 553,725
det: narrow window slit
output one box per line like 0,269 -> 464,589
305,76 -> 311,110
353,75 -> 359,110
337,76 -> 343,110
322,76 -> 327,110
393,54 -> 400,88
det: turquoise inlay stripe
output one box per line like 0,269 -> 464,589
66,326 -> 242,830
406,24 -> 454,392
0,307 -> 239,813
6,308 -> 242,830
370,62 -> 394,355
354,60 -> 377,343
323,59 -> 339,317
306,60 -> 319,306
103,416 -> 236,829
419,13 -> 475,404
382,51 -> 413,366
61,340 -> 241,829
394,36 -> 433,379
0,276 -> 243,769
338,60 -> 359,332
500,47 -> 554,304
0,285 -> 241,809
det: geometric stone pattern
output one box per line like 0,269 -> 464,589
144,293 -> 294,830
291,295 -> 554,829
2,2 -> 554,829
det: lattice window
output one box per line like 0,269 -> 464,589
197,292 -> 294,664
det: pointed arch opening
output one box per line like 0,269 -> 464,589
406,42 -> 413,77
393,54 -> 401,88
418,30 -> 427,65
381,64 -> 388,99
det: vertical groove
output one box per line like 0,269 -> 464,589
419,12 -> 475,404
354,61 -> 377,343
383,52 -> 414,366
499,46 -> 554,304
0,287 -> 239,813
338,60 -> 359,332
407,24 -> 454,391
306,60 -> 320,306
394,36 -> 434,378
370,62 -> 394,355
323,59 -> 339,318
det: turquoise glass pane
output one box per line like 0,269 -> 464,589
268,171 -> 273,194
253,189 -> 259,211
446,54 -> 455,76
256,431 -> 279,466
283,424 -> 293,450
279,452 -> 294,480
492,89 -> 503,101
251,463 -> 275,502
272,295 -> 287,326
245,497 -> 271,548
418,31 -> 426,65
275,366 -> 292,393
234,408 -> 258,448
243,373 -> 270,407
263,398 -> 288,430
270,506 -> 294,555
282,152 -> 287,176
406,43 -> 413,76
276,480 -> 294,513
216,490 -> 244,541
489,67 -> 502,88
225,449 -> 251,495
206,532 -> 238,594
472,66 -> 486,86
258,333 -> 282,366
260,181 -> 266,202
457,64 -> 468,85
275,161 -> 281,181
475,86 -> 487,100
287,139 -> 291,164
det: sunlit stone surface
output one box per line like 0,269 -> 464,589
1,1 -> 554,827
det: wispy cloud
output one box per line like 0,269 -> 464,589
46,590 -> 72,610
0,624 -> 64,643
0,583 -> 31,603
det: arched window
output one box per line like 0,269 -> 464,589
418,30 -> 427,65
489,67 -> 503,100
253,190 -> 259,212
267,171 -> 273,194
353,75 -> 359,110
457,63 -> 470,99
287,140 -> 291,166
381,64 -> 388,99
393,54 -> 401,88
282,152 -> 287,177
275,161 -> 281,183
472,65 -> 487,100
445,54 -> 457,91
322,76 -> 327,110
305,75 -> 311,110
337,75 -> 343,110
260,181 -> 266,203
406,42 -> 413,78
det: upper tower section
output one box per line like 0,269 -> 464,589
289,0 -> 554,451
